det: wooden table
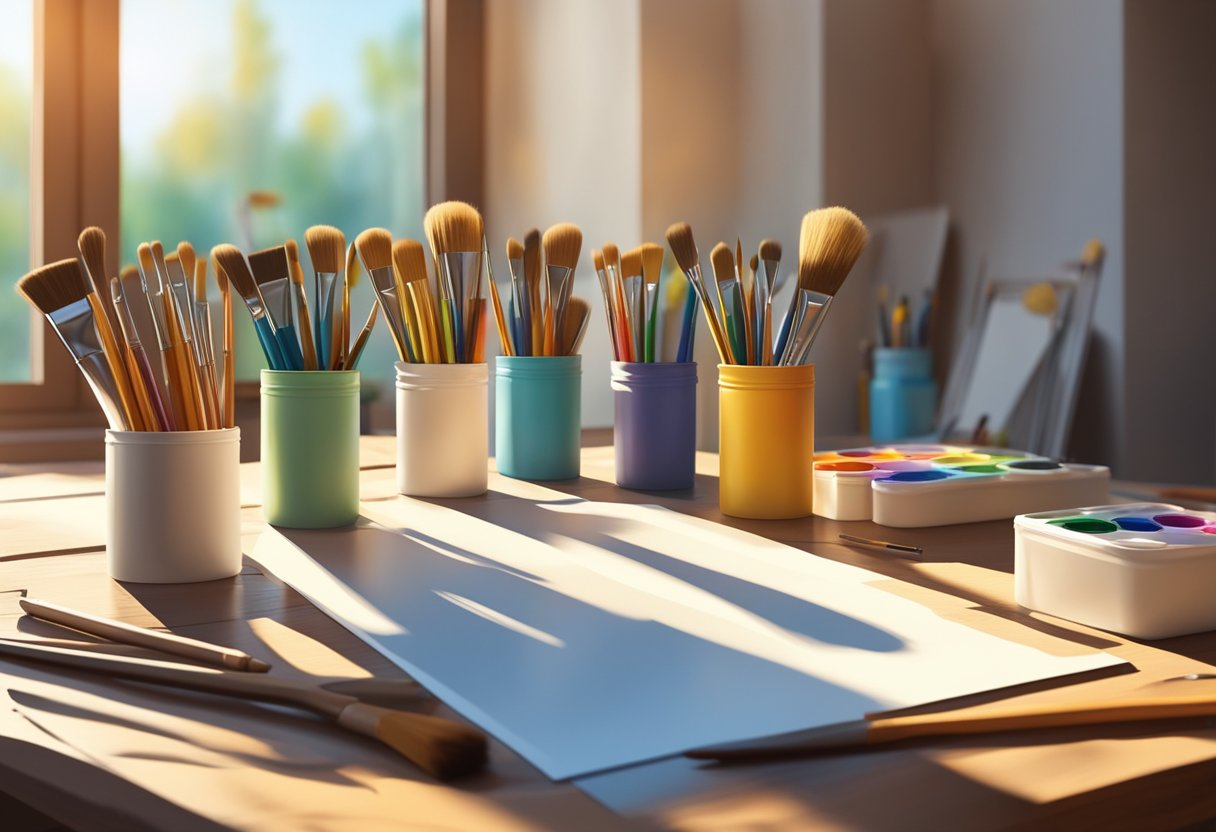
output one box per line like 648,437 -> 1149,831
2,435 -> 1216,831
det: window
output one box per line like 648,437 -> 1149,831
120,0 -> 426,400
0,0 -> 33,382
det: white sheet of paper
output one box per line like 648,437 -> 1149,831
251,496 -> 1123,781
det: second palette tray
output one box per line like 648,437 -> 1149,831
814,445 -> 1110,527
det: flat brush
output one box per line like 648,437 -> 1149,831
560,296 -> 590,356
666,223 -> 730,364
737,238 -> 753,364
78,227 -> 142,429
590,249 -> 618,360
145,244 -> 202,430
248,246 -> 306,371
190,258 -> 221,428
711,243 -> 744,364
304,225 -> 345,370
641,243 -> 664,363
620,247 -> 643,362
0,638 -> 487,781
542,223 -> 582,356
506,238 -> 529,356
112,274 -> 172,431
757,240 -> 781,364
394,238 -> 439,363
17,260 -> 132,430
483,234 -> 511,357
424,202 -> 485,364
687,691 -> 1216,763
602,243 -> 632,362
357,229 -> 413,362
286,239 -> 317,370
523,229 -> 543,357
211,253 -> 236,428
211,244 -> 286,371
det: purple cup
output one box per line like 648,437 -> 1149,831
611,361 -> 697,490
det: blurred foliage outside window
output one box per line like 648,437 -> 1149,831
0,1 -> 33,382
121,0 -> 424,400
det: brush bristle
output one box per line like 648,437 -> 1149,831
210,251 -> 229,294
392,238 -> 429,284
304,225 -> 346,274
749,254 -> 759,273
137,243 -> 161,292
120,265 -> 138,284
424,201 -> 484,257
641,243 -> 664,283
345,242 -> 362,289
373,709 -> 488,781
211,244 -> 257,298
16,259 -> 90,313
355,228 -> 393,273
561,296 -> 590,355
665,222 -> 699,273
602,242 -> 620,268
542,223 -> 582,271
506,238 -> 524,261
798,207 -> 869,297
77,227 -> 107,292
248,246 -> 290,287
620,247 -> 642,279
285,239 -> 304,285
592,249 -> 604,272
193,260 -> 207,302
523,229 -> 541,285
759,239 -> 782,262
177,242 -> 197,280
710,242 -> 735,284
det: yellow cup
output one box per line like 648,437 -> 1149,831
718,364 -> 815,518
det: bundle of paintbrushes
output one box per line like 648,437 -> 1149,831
664,207 -> 869,366
590,242 -> 674,362
492,222 -> 589,357
15,227 -> 232,431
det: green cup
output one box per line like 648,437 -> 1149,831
261,370 -> 360,528
495,355 -> 581,480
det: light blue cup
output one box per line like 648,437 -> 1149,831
869,347 -> 937,442
495,355 -> 581,480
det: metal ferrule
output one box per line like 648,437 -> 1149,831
315,271 -> 338,327
778,289 -> 832,367
138,272 -> 173,351
623,274 -> 643,359
508,256 -> 528,339
439,251 -> 482,304
258,278 -> 293,332
367,265 -> 411,361
46,300 -> 129,430
548,264 -> 574,334
194,301 -> 216,367
111,283 -> 142,348
165,262 -> 196,346
756,259 -> 779,356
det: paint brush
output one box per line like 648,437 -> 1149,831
483,234 -> 512,357
711,243 -> 744,364
78,227 -> 142,429
0,639 -> 487,781
111,275 -> 169,431
641,243 -> 664,363
120,265 -> 176,429
523,229 -> 543,357
506,238 -> 529,356
778,207 -> 870,366
424,202 -> 484,363
211,251 -> 236,428
602,243 -> 633,362
190,258 -> 221,428
164,250 -> 208,427
286,239 -> 317,370
590,249 -> 616,360
542,223 -> 582,357
341,242 -> 359,369
304,225 -> 345,371
146,243 -> 202,430
620,247 -> 644,363
757,239 -> 781,365
343,304 -> 380,370
560,297 -> 590,356
394,238 -> 439,363
212,244 -> 286,371
676,271 -> 698,364
665,222 -> 731,364
356,228 -> 412,362
17,260 -> 132,430
737,237 -> 753,364
248,246 -> 305,371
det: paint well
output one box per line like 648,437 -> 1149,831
1154,513 -> 1207,529
1005,460 -> 1063,471
816,461 -> 875,472
883,470 -> 952,483
874,460 -> 935,472
1049,517 -> 1118,534
1114,517 -> 1162,532
958,464 -> 1004,474
933,454 -> 990,465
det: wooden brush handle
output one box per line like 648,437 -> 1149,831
0,639 -> 351,716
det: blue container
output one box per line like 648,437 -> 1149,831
611,362 -> 697,490
869,348 -> 937,442
496,355 -> 581,480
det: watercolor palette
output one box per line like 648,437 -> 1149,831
1015,503 -> 1216,639
813,444 -> 1109,526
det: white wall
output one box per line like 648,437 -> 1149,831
930,0 -> 1125,469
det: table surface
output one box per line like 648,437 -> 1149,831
2,435 -> 1216,832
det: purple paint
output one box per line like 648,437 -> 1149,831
1154,513 -> 1207,529
611,361 -> 697,491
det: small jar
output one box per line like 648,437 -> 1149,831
261,370 -> 360,528
719,364 -> 815,519
495,355 -> 581,480
396,362 -> 488,497
611,361 -> 697,490
106,428 -> 242,583
869,348 -> 937,442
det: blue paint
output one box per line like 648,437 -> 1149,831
1114,517 -> 1161,532
882,470 -> 951,483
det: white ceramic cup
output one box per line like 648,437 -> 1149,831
105,428 -> 242,583
395,362 -> 488,497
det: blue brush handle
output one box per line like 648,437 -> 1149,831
276,324 -> 305,370
316,311 -> 330,370
676,286 -> 698,363
254,316 -> 286,370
